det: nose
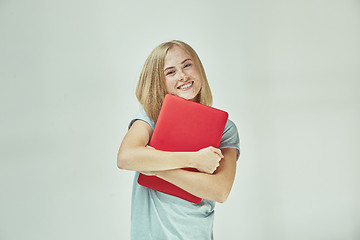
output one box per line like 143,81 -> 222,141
178,70 -> 188,82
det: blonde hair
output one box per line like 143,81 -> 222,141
136,40 -> 213,122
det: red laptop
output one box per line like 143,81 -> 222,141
138,94 -> 228,203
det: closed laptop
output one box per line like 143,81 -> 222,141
138,94 -> 228,203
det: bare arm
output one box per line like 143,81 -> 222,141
117,120 -> 223,173
152,148 -> 237,203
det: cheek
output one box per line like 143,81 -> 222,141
164,77 -> 175,92
194,73 -> 203,87
192,69 -> 202,82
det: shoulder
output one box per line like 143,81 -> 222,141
128,107 -> 156,130
220,118 -> 240,160
224,119 -> 238,134
222,119 -> 239,142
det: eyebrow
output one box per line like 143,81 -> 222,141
163,58 -> 192,71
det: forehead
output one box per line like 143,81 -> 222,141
164,45 -> 192,67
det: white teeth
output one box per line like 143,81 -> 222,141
179,82 -> 193,89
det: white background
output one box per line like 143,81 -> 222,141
1,0 -> 359,239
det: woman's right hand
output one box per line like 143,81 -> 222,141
192,146 -> 224,174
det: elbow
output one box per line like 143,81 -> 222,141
117,155 -> 126,169
117,150 -> 131,170
117,146 -> 144,170
215,194 -> 228,204
214,189 -> 231,204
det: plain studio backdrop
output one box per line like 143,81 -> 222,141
0,0 -> 359,239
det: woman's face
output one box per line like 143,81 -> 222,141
163,45 -> 202,101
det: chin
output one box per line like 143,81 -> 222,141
179,92 -> 200,102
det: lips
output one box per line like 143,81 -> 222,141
177,81 -> 193,90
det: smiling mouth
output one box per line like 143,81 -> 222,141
178,82 -> 193,90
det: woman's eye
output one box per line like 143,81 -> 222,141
166,71 -> 175,76
184,64 -> 191,68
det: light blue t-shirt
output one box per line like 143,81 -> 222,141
128,107 -> 240,240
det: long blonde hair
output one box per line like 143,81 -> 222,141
136,40 -> 213,122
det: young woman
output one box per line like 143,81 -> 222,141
117,40 -> 240,240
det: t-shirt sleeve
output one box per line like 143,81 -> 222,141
219,119 -> 240,160
128,107 -> 155,130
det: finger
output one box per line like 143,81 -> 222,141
217,149 -> 224,158
212,147 -> 224,158
219,150 -> 224,158
210,147 -> 224,158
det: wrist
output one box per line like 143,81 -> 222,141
184,152 -> 197,169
